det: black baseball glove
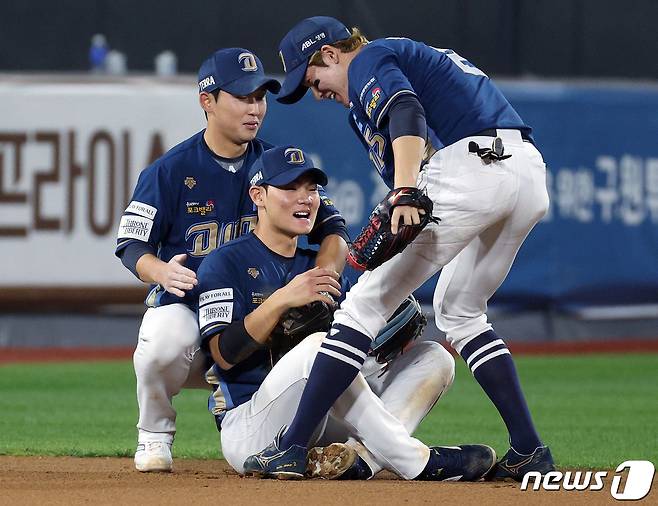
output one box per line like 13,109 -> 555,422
269,300 -> 336,364
347,187 -> 437,271
369,295 -> 427,364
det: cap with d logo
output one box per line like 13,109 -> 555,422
198,47 -> 281,95
249,146 -> 328,187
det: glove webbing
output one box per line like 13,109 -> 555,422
350,215 -> 386,266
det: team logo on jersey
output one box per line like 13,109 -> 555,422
184,177 -> 196,189
284,148 -> 305,165
366,87 -> 382,119
239,52 -> 258,72
186,200 -> 215,216
247,267 -> 260,279
352,116 -> 387,174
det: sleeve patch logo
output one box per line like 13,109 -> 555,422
199,301 -> 233,328
366,87 -> 383,119
320,195 -> 334,206
199,288 -> 233,306
125,201 -> 157,219
117,215 -> 153,241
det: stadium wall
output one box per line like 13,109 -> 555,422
1,76 -> 657,315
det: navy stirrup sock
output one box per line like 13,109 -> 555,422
280,324 -> 371,449
459,330 -> 541,454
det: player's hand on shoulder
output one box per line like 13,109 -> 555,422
156,253 -> 198,297
282,267 -> 341,308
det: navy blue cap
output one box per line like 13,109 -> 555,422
249,146 -> 328,187
198,48 -> 281,96
277,16 -> 351,104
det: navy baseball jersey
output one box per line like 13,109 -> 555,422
347,38 -> 532,188
196,232 -> 350,415
115,130 -> 346,308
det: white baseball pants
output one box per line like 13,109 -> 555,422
219,333 -> 454,479
133,303 -> 208,443
333,129 -> 549,352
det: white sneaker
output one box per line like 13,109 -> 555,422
134,441 -> 173,472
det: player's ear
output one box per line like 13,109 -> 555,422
320,45 -> 340,64
249,185 -> 266,207
199,92 -> 213,113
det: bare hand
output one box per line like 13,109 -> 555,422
281,267 -> 341,308
390,205 -> 425,235
157,254 -> 198,297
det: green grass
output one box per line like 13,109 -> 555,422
1,354 -> 656,469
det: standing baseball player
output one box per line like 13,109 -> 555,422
198,145 -> 495,480
244,17 -> 554,481
115,48 -> 349,472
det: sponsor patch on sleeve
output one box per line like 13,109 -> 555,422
125,201 -> 157,219
199,301 -> 234,328
365,85 -> 383,120
357,76 -> 385,120
199,288 -> 234,306
117,215 -> 153,241
320,194 -> 335,207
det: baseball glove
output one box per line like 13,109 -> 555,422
347,187 -> 437,271
269,299 -> 336,363
370,295 -> 427,364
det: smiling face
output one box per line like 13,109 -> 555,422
202,87 -> 267,146
251,174 -> 320,239
304,46 -> 352,108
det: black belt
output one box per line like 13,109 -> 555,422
472,128 -> 533,143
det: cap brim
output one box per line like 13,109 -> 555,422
220,75 -> 281,96
266,167 -> 328,187
276,62 -> 309,104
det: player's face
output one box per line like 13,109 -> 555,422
305,62 -> 350,108
266,176 -> 320,237
208,88 -> 267,144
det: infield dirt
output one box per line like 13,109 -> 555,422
0,456 -> 638,505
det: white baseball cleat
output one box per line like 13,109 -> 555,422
134,441 -> 173,472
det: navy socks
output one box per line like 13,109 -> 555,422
280,324 -> 371,449
459,330 -> 541,454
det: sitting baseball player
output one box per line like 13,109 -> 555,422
114,48 -> 349,472
196,146 -> 496,480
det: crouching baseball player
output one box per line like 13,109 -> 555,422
114,48 -> 348,472
196,146 -> 496,480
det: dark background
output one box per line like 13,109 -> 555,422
2,0 -> 657,78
